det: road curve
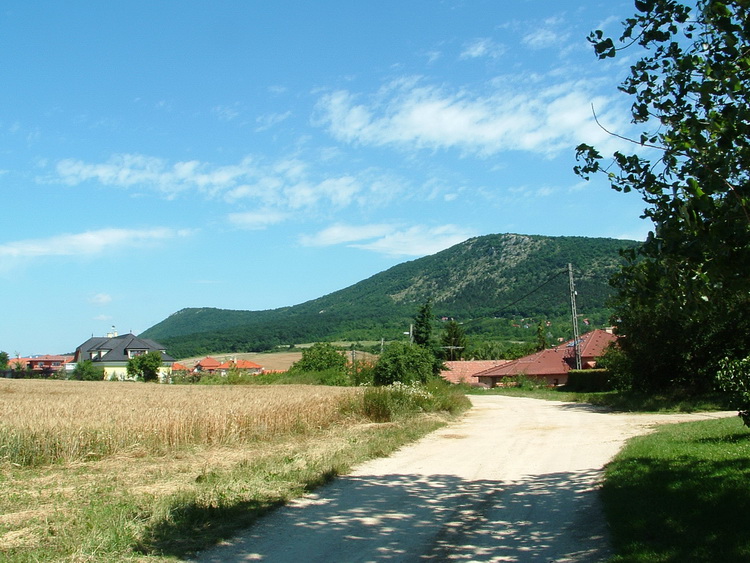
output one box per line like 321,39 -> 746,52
194,395 -> 734,562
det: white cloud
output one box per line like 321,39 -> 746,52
212,104 -> 242,122
0,228 -> 190,266
52,154 -> 387,213
353,225 -> 477,257
460,38 -> 506,59
314,78 -> 629,157
227,210 -> 288,230
255,111 -> 292,131
301,223 -> 476,257
299,223 -> 395,247
89,293 -> 112,306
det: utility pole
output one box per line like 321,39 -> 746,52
568,263 -> 582,370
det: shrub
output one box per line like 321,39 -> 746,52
373,342 -> 434,386
566,369 -> 612,392
716,356 -> 750,426
359,381 -> 470,422
288,343 -> 347,375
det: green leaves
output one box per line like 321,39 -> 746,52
577,0 -> 750,392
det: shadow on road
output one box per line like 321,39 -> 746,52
196,468 -> 610,562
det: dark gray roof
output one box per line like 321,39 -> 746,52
75,333 -> 175,364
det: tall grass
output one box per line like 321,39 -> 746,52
0,380 -> 357,466
0,378 -> 469,560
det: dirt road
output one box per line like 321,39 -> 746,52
195,395 -> 734,562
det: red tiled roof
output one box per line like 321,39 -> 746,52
172,362 -> 189,371
196,356 -> 221,369
441,360 -> 511,384
475,329 -> 617,379
217,359 -> 263,370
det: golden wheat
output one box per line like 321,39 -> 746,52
0,380 -> 358,466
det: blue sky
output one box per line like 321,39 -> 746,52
2,0 -> 651,355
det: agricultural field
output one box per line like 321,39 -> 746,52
0,379 -> 462,560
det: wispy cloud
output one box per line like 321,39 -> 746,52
52,153 -> 399,213
299,223 -> 395,247
0,227 -> 191,271
314,77 -> 627,157
89,293 -> 113,305
460,38 -> 506,59
301,223 -> 476,257
227,209 -> 288,230
255,111 -> 292,131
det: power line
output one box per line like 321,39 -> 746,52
492,267 -> 569,317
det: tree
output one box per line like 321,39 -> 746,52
535,321 -> 548,352
288,342 -> 347,374
373,341 -> 434,386
412,299 -> 433,348
127,351 -> 163,382
440,320 -> 467,361
71,360 -> 104,381
575,0 -> 750,392
0,351 -> 8,370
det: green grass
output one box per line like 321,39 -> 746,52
467,384 -> 731,413
602,416 -> 750,562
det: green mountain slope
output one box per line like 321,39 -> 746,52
140,233 -> 638,357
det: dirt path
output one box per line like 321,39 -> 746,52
194,395 -> 735,562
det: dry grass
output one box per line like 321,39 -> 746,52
0,379 -> 462,560
0,379 -> 357,466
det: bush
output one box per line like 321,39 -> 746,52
373,342 -> 434,386
565,369 -> 612,392
716,356 -> 750,426
69,360 -> 104,381
359,380 -> 471,422
289,343 -> 347,375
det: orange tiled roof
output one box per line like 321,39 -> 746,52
475,329 -> 617,379
441,360 -> 511,384
196,356 -> 221,369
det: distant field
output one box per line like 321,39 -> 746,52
179,347 -> 379,372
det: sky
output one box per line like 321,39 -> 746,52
1,0 -> 654,356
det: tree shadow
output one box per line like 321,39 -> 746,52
192,469 -> 611,562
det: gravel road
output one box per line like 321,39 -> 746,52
195,395 -> 734,562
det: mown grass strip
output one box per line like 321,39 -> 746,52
602,416 -> 750,562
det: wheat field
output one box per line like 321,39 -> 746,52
0,379 -> 358,466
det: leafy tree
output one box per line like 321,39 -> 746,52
373,341 -> 434,386
288,342 -> 347,374
535,321 -> 548,352
127,351 -> 163,382
575,0 -> 750,391
70,360 -> 104,381
0,351 -> 8,370
412,299 -> 433,348
440,320 -> 467,361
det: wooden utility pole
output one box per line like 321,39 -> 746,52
568,263 -> 582,370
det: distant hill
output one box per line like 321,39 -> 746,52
140,233 -> 638,358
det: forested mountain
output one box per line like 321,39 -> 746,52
140,233 -> 638,358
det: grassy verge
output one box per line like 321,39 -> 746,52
602,416 -> 750,562
465,383 -> 731,413
0,380 -> 468,561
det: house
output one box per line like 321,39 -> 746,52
6,355 -> 74,376
441,360 -> 511,385
73,333 -> 175,381
218,359 -> 264,375
473,329 -> 617,387
194,356 -> 222,374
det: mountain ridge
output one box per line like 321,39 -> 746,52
140,233 -> 638,357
